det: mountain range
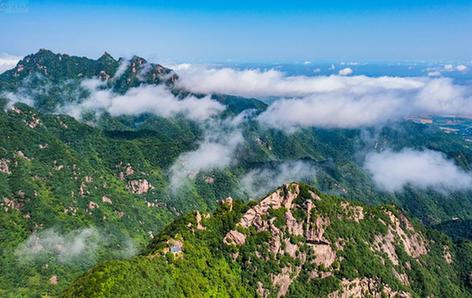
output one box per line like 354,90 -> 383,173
1,50 -> 472,297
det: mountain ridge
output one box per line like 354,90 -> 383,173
0,49 -> 267,115
1,50 -> 472,296
63,183 -> 472,297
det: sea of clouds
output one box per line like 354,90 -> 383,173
3,61 -> 472,194
174,65 -> 472,129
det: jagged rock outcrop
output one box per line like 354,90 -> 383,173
88,201 -> 99,210
195,211 -> 206,230
27,115 -> 41,128
2,198 -> 24,211
373,210 -> 428,266
224,183 -> 341,296
221,197 -> 233,211
236,183 -> 300,230
328,278 -> 411,298
126,179 -> 151,194
63,183 -> 468,298
222,183 -> 435,297
443,245 -> 453,264
101,196 -> 113,205
223,230 -> 246,246
118,164 -> 135,180
0,159 -> 10,174
49,275 -> 59,286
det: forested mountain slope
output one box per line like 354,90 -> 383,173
1,50 -> 472,296
64,183 -> 472,297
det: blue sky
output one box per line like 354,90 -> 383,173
1,0 -> 471,62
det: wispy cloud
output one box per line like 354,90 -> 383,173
240,161 -> 316,197
60,79 -> 225,121
113,59 -> 130,79
2,91 -> 34,109
15,228 -> 136,265
364,149 -> 472,193
0,53 -> 21,74
169,112 -> 251,191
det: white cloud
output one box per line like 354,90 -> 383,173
442,64 -> 468,72
15,228 -> 100,264
169,131 -> 242,190
456,64 -> 468,72
258,78 -> 472,129
61,79 -> 225,121
0,53 -> 21,73
173,65 -> 472,129
427,71 -> 441,77
1,91 -> 34,109
338,67 -> 353,76
169,114 -> 250,191
15,228 -> 137,264
174,65 -> 422,98
257,92 -> 405,130
258,79 -> 472,129
364,149 -> 472,192
113,59 -> 130,79
444,64 -> 455,72
241,161 -> 316,197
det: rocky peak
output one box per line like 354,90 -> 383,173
222,183 -> 434,297
98,51 -> 115,62
61,183 -> 469,298
129,55 -> 147,65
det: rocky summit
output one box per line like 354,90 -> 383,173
63,183 -> 471,297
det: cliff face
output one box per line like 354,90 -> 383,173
222,183 -> 428,297
63,183 -> 471,298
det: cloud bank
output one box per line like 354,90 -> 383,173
258,78 -> 472,129
175,65 -> 423,98
241,161 -> 316,197
174,66 -> 472,129
364,149 -> 472,193
61,79 -> 225,121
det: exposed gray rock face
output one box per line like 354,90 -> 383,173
373,210 -> 428,266
221,183 -> 432,297
127,179 -> 151,194
328,278 -> 411,298
223,230 -> 246,246
101,196 -> 112,204
27,115 -> 41,128
0,159 -> 10,174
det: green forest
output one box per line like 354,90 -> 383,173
1,50 -> 472,297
